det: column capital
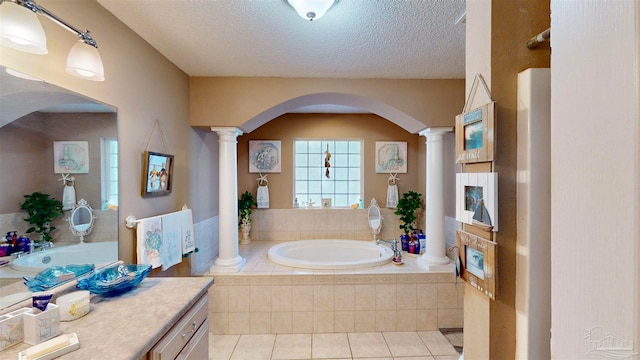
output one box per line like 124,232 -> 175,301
418,127 -> 453,138
210,127 -> 243,138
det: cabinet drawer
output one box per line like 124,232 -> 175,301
176,319 -> 208,360
149,294 -> 208,360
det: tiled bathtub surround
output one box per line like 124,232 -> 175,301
248,208 -> 414,242
206,241 -> 464,335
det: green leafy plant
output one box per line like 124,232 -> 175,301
238,191 -> 257,225
394,190 -> 423,234
20,192 -> 64,242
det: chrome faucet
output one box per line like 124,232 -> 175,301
29,241 -> 54,254
377,238 -> 402,260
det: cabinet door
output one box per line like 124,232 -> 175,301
176,319 -> 208,360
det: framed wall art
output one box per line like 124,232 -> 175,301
456,229 -> 497,300
142,151 -> 174,197
375,141 -> 407,173
455,102 -> 496,164
456,172 -> 498,232
53,141 -> 89,174
249,140 -> 281,173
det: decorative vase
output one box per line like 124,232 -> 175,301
239,219 -> 252,244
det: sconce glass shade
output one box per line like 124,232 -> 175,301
0,1 -> 47,54
66,40 -> 105,81
287,0 -> 336,21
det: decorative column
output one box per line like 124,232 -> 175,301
419,127 -> 453,271
210,127 -> 246,273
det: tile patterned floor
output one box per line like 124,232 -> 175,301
210,330 -> 461,360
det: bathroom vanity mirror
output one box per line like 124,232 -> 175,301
368,198 -> 382,241
68,199 -> 97,242
0,65 -> 118,309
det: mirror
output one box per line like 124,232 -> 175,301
68,199 -> 97,242
0,65 -> 118,309
368,198 -> 383,242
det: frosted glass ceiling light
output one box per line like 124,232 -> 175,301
0,1 -> 47,54
66,38 -> 104,81
0,0 -> 104,81
287,0 -> 337,21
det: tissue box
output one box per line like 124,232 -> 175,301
23,303 -> 61,345
0,307 -> 32,351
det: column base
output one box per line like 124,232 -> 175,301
418,256 -> 455,272
210,256 -> 246,273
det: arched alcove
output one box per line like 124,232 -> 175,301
239,92 -> 427,133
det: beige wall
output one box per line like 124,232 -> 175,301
190,77 -> 465,133
0,112 -> 116,214
237,113 -> 425,209
463,0 -> 550,359
0,0 -> 197,276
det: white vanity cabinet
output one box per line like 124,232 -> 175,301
148,294 -> 209,360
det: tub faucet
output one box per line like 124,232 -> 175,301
377,239 -> 401,258
29,241 -> 54,254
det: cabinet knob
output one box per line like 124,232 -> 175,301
182,322 -> 197,338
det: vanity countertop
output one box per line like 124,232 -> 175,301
0,276 -> 214,360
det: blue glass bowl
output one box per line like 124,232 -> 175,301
23,264 -> 95,292
76,263 -> 152,297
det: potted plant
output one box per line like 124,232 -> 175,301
20,192 -> 64,243
238,191 -> 257,244
394,190 -> 423,251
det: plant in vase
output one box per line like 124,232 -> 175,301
20,192 -> 64,243
394,190 -> 423,252
238,190 -> 257,244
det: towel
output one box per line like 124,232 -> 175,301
257,185 -> 269,208
181,209 -> 195,255
136,215 -> 162,269
386,183 -> 399,208
161,211 -> 183,271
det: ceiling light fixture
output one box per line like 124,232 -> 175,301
286,0 -> 337,21
0,0 -> 104,81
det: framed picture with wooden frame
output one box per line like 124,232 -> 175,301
456,230 -> 497,300
455,102 -> 496,163
142,151 -> 174,197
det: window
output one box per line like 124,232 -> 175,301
294,139 -> 362,207
101,138 -> 118,209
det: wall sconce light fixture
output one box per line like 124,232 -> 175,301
286,0 -> 337,21
0,0 -> 105,81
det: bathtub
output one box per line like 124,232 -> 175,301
267,239 -> 393,270
11,241 -> 118,273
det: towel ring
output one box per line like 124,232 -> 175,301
257,173 -> 268,186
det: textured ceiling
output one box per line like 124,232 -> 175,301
98,0 -> 466,79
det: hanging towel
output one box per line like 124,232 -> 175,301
136,215 -> 162,269
257,185 -> 269,208
386,183 -> 399,208
181,209 -> 195,255
160,211 -> 183,271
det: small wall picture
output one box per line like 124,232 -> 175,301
142,151 -> 174,197
249,140 -> 281,173
53,141 -> 89,174
456,230 -> 497,300
456,172 -> 498,232
455,102 -> 496,164
375,141 -> 407,173
322,198 -> 332,208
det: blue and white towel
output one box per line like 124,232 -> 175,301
136,215 -> 162,269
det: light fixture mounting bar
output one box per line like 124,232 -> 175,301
8,0 -> 98,48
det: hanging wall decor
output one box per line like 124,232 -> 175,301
375,141 -> 407,173
455,73 -> 496,164
456,229 -> 497,300
53,141 -> 89,174
456,172 -> 498,232
249,140 -> 281,173
142,151 -> 174,197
